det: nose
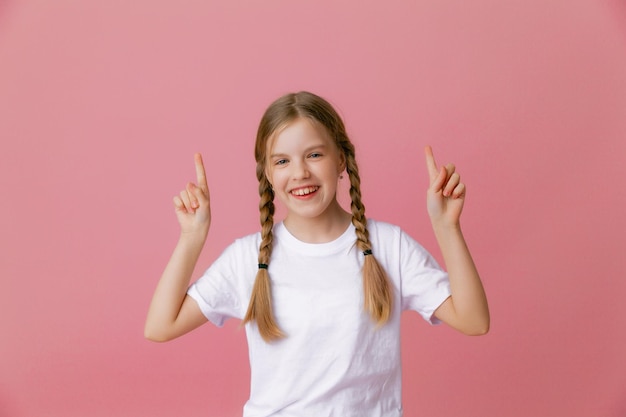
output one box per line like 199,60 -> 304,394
291,160 -> 310,180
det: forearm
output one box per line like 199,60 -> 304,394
433,223 -> 489,334
144,231 -> 207,339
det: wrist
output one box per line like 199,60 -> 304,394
179,229 -> 208,246
431,219 -> 462,236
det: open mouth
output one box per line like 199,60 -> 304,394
290,186 -> 319,196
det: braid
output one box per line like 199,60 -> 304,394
257,171 -> 275,265
242,166 -> 285,342
249,91 -> 392,339
345,149 -> 393,324
344,146 -> 370,252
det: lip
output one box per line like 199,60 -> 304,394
289,185 -> 320,197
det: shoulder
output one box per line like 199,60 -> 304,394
222,222 -> 289,259
215,230 -> 262,264
232,230 -> 262,247
366,219 -> 428,255
366,218 -> 403,239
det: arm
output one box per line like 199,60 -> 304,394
424,146 -> 490,336
144,153 -> 211,342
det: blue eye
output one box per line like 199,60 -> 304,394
309,152 -> 322,158
275,159 -> 288,165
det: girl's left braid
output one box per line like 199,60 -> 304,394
242,167 -> 285,342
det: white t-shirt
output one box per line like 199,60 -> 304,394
187,219 -> 451,417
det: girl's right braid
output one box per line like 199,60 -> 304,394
242,169 -> 285,342
345,150 -> 393,324
257,174 -> 275,266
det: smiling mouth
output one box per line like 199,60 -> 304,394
290,186 -> 319,196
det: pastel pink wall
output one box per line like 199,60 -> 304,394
1,1 -> 625,416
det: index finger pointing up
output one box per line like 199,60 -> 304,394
424,145 -> 439,181
194,152 -> 208,192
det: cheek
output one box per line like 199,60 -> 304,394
265,162 -> 281,188
268,169 -> 286,189
326,160 -> 343,178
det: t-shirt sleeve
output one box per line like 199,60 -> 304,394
187,237 -> 256,327
398,229 -> 451,325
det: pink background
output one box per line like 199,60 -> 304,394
1,1 -> 625,416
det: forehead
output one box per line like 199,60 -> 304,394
267,118 -> 334,153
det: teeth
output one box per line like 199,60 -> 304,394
292,186 -> 318,196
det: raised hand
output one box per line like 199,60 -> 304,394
173,153 -> 211,235
424,146 -> 465,227
144,154 -> 211,342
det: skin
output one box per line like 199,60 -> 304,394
144,153 -> 210,342
265,118 -> 351,243
144,135 -> 489,342
425,146 -> 490,335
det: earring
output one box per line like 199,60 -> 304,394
339,174 -> 344,180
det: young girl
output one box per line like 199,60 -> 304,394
145,91 -> 489,416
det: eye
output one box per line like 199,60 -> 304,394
274,159 -> 288,166
308,152 -> 322,159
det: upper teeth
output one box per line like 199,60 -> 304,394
292,186 -> 318,196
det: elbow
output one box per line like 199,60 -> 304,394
144,324 -> 172,343
144,328 -> 160,342
144,332 -> 162,343
463,319 -> 490,336
465,325 -> 489,336
144,332 -> 170,343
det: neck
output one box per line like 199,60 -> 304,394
283,205 -> 352,243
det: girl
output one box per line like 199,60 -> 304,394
145,91 -> 489,416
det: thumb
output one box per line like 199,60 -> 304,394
188,182 -> 209,206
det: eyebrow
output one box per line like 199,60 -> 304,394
270,143 -> 329,158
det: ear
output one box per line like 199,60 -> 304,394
338,151 -> 347,175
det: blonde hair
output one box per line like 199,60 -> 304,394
242,91 -> 393,342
